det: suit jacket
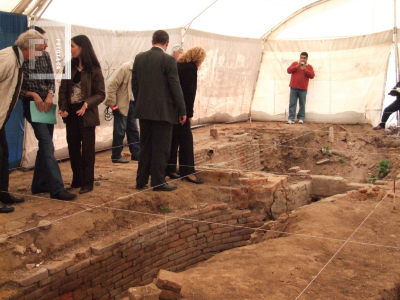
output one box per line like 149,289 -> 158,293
131,47 -> 186,124
59,66 -> 105,127
177,61 -> 197,119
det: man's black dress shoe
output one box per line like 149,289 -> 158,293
165,173 -> 180,179
153,183 -> 177,191
79,186 -> 93,194
1,194 -> 25,204
182,177 -> 204,184
0,201 -> 14,213
112,158 -> 129,163
51,190 -> 77,201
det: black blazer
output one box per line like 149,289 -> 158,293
177,61 -> 197,119
132,47 -> 186,124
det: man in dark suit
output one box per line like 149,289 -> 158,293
132,30 -> 186,191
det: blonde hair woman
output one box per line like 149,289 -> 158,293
166,46 -> 206,184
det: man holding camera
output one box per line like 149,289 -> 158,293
105,60 -> 140,163
287,52 -> 315,124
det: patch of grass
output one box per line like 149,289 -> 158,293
322,145 -> 331,157
339,157 -> 344,164
94,181 -> 101,186
343,288 -> 348,293
367,174 -> 377,184
377,159 -> 393,178
159,206 -> 172,213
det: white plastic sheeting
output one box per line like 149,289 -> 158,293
252,30 -> 393,124
183,29 -> 261,124
39,0 -> 320,38
268,0 -> 394,40
0,0 -> 20,12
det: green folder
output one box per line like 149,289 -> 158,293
30,102 -> 57,124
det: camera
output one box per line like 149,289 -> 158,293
301,62 -> 305,66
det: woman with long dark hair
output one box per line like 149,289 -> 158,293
166,46 -> 206,184
58,35 -> 105,194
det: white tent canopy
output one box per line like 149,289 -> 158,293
1,0 -> 400,168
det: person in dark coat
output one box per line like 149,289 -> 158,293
374,81 -> 400,130
166,46 -> 206,184
58,35 -> 105,194
132,30 -> 186,191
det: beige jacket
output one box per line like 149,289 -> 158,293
104,60 -> 134,116
0,46 -> 23,129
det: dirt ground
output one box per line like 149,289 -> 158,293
180,189 -> 400,300
1,121 -> 400,299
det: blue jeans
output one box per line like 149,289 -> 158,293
111,101 -> 140,160
29,122 -> 65,196
289,87 -> 307,121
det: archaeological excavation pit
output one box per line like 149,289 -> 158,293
1,121 -> 400,300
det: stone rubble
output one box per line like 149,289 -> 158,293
37,220 -> 52,230
128,283 -> 161,300
13,245 -> 26,255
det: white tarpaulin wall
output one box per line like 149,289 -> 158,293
21,23 -> 262,167
183,29 -> 261,124
252,30 -> 393,124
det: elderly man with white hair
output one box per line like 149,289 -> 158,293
0,30 -> 45,213
171,44 -> 183,61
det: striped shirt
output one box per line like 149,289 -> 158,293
20,51 -> 55,101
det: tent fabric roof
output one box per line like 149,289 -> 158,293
40,0 -> 321,38
2,0 -> 399,39
0,0 -> 326,38
0,0 -> 20,12
267,0 -> 395,40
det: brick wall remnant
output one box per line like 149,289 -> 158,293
5,204 -> 257,300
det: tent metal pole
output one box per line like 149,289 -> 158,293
260,0 -> 332,43
31,0 -> 53,24
12,0 -> 34,14
23,0 -> 43,16
181,0 -> 219,46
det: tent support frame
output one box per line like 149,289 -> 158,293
181,0 -> 219,46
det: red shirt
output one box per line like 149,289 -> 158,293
287,62 -> 315,91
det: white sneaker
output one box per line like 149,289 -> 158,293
298,120 -> 304,124
287,120 -> 294,124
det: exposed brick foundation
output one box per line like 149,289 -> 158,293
193,135 -> 262,171
5,204 -> 257,300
